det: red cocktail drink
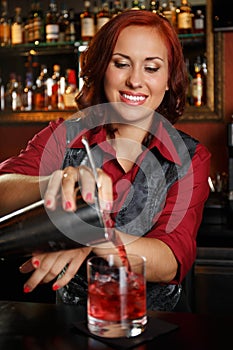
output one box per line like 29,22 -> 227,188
87,254 -> 147,338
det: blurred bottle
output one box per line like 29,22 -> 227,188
162,1 -> 177,29
33,1 -> 44,43
34,65 -> 49,110
192,56 -> 206,107
27,2 -> 36,43
177,0 -> 193,34
96,1 -> 110,32
51,64 -> 61,109
193,9 -> 205,34
58,4 -> 69,42
45,0 -> 59,43
63,68 -> 78,109
11,7 -> 23,45
141,0 -> 147,10
11,75 -> 23,111
5,73 -> 23,111
5,73 -> 16,110
80,1 -> 95,42
65,8 -> 76,42
111,0 -> 123,17
0,0 -> 11,46
21,72 -> 34,111
131,0 -> 142,10
92,0 -> 99,27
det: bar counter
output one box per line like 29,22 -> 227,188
0,300 -> 232,349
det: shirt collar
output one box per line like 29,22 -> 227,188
68,122 -> 182,166
148,121 -> 182,166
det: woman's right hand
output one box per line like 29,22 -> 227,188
44,166 -> 113,213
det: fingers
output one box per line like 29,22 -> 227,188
44,167 -> 80,211
96,168 -> 113,211
78,166 -> 113,210
60,166 -> 80,211
44,166 -> 113,213
21,248 -> 92,293
44,170 -> 63,210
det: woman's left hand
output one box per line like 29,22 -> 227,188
19,246 -> 92,293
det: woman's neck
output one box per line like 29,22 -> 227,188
107,124 -> 150,173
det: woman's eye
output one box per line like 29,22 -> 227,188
145,66 -> 160,73
114,61 -> 129,68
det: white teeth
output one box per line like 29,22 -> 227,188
122,93 -> 145,102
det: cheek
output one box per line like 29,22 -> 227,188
104,69 -> 122,97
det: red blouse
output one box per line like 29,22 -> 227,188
0,118 -> 211,283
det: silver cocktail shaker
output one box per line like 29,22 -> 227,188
0,192 -> 107,258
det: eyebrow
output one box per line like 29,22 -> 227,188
112,52 -> 164,62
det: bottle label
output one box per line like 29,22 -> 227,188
178,13 -> 192,29
11,23 -> 23,44
194,18 -> 204,30
81,18 -> 95,37
46,24 -> 59,41
34,18 -> 43,41
96,18 -> 110,31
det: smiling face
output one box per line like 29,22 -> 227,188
104,25 -> 169,124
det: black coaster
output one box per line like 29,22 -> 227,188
73,315 -> 178,349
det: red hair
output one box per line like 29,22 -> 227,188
76,10 -> 188,124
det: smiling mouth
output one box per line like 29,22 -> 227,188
121,92 -> 147,102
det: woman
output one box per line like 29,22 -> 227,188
0,10 -> 210,311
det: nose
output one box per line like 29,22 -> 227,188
126,67 -> 143,89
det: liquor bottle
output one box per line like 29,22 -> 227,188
21,72 -> 34,111
58,4 -> 69,42
51,64 -> 61,109
34,65 -> 49,110
162,1 -> 177,28
96,1 -> 110,32
193,9 -> 205,34
131,0 -> 141,10
65,8 -> 76,42
11,7 -> 23,45
140,0 -> 147,10
63,68 -> 77,109
0,0 -> 11,46
11,75 -> 23,111
177,0 -> 193,34
149,1 -> 161,14
27,2 -> 36,43
92,0 -> 99,27
80,1 -> 95,42
33,1 -> 44,43
5,73 -> 15,110
192,56 -> 206,107
111,0 -> 123,17
45,0 -> 59,43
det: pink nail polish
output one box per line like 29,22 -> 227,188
24,285 -> 31,293
85,192 -> 92,201
52,284 -> 60,291
65,201 -> 72,210
45,199 -> 52,207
